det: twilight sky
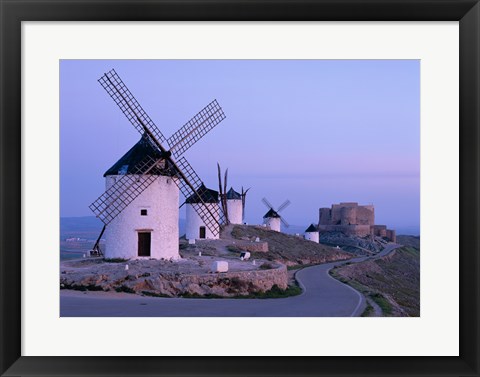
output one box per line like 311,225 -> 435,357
60,60 -> 420,233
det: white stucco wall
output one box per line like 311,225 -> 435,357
305,231 -> 319,243
265,217 -> 281,232
226,199 -> 243,224
104,175 -> 180,260
186,203 -> 220,240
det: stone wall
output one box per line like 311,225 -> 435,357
318,224 -> 371,237
237,242 -> 269,253
61,263 -> 288,297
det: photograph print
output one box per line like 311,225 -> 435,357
60,59 -> 420,317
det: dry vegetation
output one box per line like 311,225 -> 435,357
331,244 -> 420,317
228,225 -> 353,266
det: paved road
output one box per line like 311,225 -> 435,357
60,243 -> 401,317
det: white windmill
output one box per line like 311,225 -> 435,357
226,187 -> 242,225
261,198 -> 291,232
304,224 -> 319,243
185,184 -> 220,240
89,69 -> 226,260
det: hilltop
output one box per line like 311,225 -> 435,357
223,224 -> 353,266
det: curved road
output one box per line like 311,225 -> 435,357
60,243 -> 401,317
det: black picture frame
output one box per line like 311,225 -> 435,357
1,1 -> 479,376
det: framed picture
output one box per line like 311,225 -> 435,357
1,0 -> 479,376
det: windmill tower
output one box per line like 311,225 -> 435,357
262,198 -> 290,232
304,224 -> 320,243
89,69 -> 226,260
226,187 -> 242,224
102,134 -> 180,260
185,184 -> 220,240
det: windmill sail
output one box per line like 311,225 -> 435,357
167,99 -> 226,159
93,69 -> 227,237
89,155 -> 164,225
98,69 -> 168,146
175,157 -> 226,236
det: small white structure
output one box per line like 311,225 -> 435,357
240,252 -> 251,261
304,224 -> 320,243
226,187 -> 243,224
263,209 -> 281,232
103,135 -> 180,260
211,261 -> 229,273
185,184 -> 220,240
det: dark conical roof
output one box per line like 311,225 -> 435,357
305,224 -> 318,233
103,133 -> 172,177
226,187 -> 241,200
263,208 -> 280,219
186,184 -> 219,204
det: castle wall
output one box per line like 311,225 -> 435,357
319,208 -> 331,225
317,202 -> 394,241
372,225 -> 387,237
186,203 -> 220,240
318,224 -> 371,237
104,175 -> 179,260
356,206 -> 374,225
340,206 -> 357,225
386,229 -> 396,243
227,199 -> 243,225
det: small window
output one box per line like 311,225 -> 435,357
141,209 -> 148,216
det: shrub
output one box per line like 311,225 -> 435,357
115,285 -> 135,294
104,258 -> 129,263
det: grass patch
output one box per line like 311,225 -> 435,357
237,284 -> 302,299
61,283 -> 104,292
180,292 -> 224,299
370,293 -> 393,316
141,291 -> 171,298
361,303 -> 374,317
227,245 -> 242,253
104,258 -> 129,263
178,283 -> 303,299
115,285 -> 135,294
287,263 -> 321,270
259,262 -> 275,270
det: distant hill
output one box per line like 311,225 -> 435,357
394,226 -> 420,236
60,216 -> 308,239
396,235 -> 420,249
60,216 -> 187,240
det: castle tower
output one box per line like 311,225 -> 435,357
185,185 -> 220,240
304,224 -> 319,243
226,187 -> 242,224
263,209 -> 281,232
103,134 -> 180,260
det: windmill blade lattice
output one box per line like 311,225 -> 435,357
98,69 -> 168,146
174,157 -> 226,236
277,200 -> 291,213
262,197 -> 275,210
93,69 -> 227,237
280,217 -> 290,228
167,100 -> 226,159
89,156 -> 163,225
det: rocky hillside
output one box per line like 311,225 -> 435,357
227,225 -> 353,266
331,246 -> 420,316
319,231 -> 386,254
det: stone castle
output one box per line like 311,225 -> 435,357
318,202 -> 396,242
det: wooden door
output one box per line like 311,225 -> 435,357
199,226 -> 206,239
138,232 -> 151,257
